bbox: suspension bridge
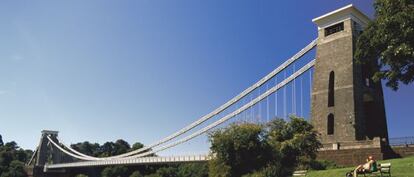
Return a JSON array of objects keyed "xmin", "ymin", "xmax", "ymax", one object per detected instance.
[{"xmin": 26, "ymin": 4, "xmax": 392, "ymax": 176}]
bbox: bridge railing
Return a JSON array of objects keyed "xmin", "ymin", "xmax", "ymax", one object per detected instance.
[
  {"xmin": 389, "ymin": 136, "xmax": 414, "ymax": 146},
  {"xmin": 44, "ymin": 154, "xmax": 211, "ymax": 170}
]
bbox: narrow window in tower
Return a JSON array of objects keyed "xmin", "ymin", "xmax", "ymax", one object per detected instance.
[
  {"xmin": 327, "ymin": 114, "xmax": 334, "ymax": 135},
  {"xmin": 325, "ymin": 22, "xmax": 344, "ymax": 36},
  {"xmin": 328, "ymin": 71, "xmax": 335, "ymax": 107}
]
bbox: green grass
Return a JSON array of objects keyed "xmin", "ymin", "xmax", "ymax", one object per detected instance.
[{"xmin": 308, "ymin": 156, "xmax": 414, "ymax": 177}]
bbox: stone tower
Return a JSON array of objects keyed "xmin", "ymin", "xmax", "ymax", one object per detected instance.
[
  {"xmin": 26, "ymin": 130, "xmax": 71, "ymax": 177},
  {"xmin": 311, "ymin": 4, "xmax": 388, "ymax": 151},
  {"xmin": 34, "ymin": 130, "xmax": 63, "ymax": 166}
]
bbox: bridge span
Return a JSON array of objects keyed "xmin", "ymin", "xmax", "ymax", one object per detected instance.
[
  {"xmin": 45, "ymin": 154, "xmax": 210, "ymax": 170},
  {"xmin": 26, "ymin": 4, "xmax": 393, "ymax": 176}
]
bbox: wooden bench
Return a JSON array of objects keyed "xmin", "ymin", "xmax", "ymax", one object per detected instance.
[
  {"xmin": 358, "ymin": 163, "xmax": 391, "ymax": 177},
  {"xmin": 379, "ymin": 163, "xmax": 391, "ymax": 177},
  {"xmin": 293, "ymin": 170, "xmax": 307, "ymax": 176}
]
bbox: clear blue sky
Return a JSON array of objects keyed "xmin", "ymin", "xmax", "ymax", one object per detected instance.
[{"xmin": 0, "ymin": 1, "xmax": 413, "ymax": 155}]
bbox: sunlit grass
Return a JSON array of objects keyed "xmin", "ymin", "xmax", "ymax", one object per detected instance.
[{"xmin": 308, "ymin": 156, "xmax": 414, "ymax": 177}]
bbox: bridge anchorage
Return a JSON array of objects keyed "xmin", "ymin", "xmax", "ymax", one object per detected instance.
[{"xmin": 26, "ymin": 4, "xmax": 394, "ymax": 177}]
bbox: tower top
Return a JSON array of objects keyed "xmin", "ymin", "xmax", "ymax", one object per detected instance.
[
  {"xmin": 41, "ymin": 130, "xmax": 59, "ymax": 135},
  {"xmin": 312, "ymin": 4, "xmax": 371, "ymax": 30}
]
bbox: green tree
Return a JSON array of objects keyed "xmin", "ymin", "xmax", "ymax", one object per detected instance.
[
  {"xmin": 70, "ymin": 140, "xmax": 146, "ymax": 158},
  {"xmin": 130, "ymin": 142, "xmax": 155, "ymax": 156},
  {"xmin": 154, "ymin": 167, "xmax": 178, "ymax": 177},
  {"xmin": 114, "ymin": 139, "xmax": 131, "ymax": 155},
  {"xmin": 208, "ymin": 116, "xmax": 321, "ymax": 177},
  {"xmin": 4, "ymin": 142, "xmax": 18, "ymax": 150},
  {"xmin": 130, "ymin": 171, "xmax": 143, "ymax": 177},
  {"xmin": 0, "ymin": 160, "xmax": 26, "ymax": 177},
  {"xmin": 100, "ymin": 142, "xmax": 117, "ymax": 157},
  {"xmin": 209, "ymin": 123, "xmax": 267, "ymax": 177},
  {"xmin": 71, "ymin": 141, "xmax": 100, "ymax": 156},
  {"xmin": 14, "ymin": 149, "xmax": 29, "ymax": 162},
  {"xmin": 24, "ymin": 150, "xmax": 34, "ymax": 163},
  {"xmin": 75, "ymin": 174, "xmax": 89, "ymax": 177},
  {"xmin": 177, "ymin": 163, "xmax": 208, "ymax": 177},
  {"xmin": 101, "ymin": 166, "xmax": 128, "ymax": 177},
  {"xmin": 0, "ymin": 135, "xmax": 3, "ymax": 147},
  {"xmin": 0, "ymin": 150, "xmax": 13, "ymax": 167},
  {"xmin": 208, "ymin": 159, "xmax": 231, "ymax": 177},
  {"xmin": 263, "ymin": 117, "xmax": 321, "ymax": 176},
  {"xmin": 0, "ymin": 139, "xmax": 32, "ymax": 176},
  {"xmin": 355, "ymin": 0, "xmax": 414, "ymax": 90},
  {"xmin": 131, "ymin": 142, "xmax": 144, "ymax": 151}
]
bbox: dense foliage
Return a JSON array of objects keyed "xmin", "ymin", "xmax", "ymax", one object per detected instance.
[
  {"xmin": 209, "ymin": 123, "xmax": 266, "ymax": 177},
  {"xmin": 208, "ymin": 116, "xmax": 321, "ymax": 177},
  {"xmin": 75, "ymin": 163, "xmax": 208, "ymax": 177},
  {"xmin": 355, "ymin": 0, "xmax": 414, "ymax": 90},
  {"xmin": 140, "ymin": 164, "xmax": 208, "ymax": 177},
  {"xmin": 177, "ymin": 163, "xmax": 208, "ymax": 177},
  {"xmin": 0, "ymin": 135, "xmax": 33, "ymax": 177},
  {"xmin": 101, "ymin": 166, "xmax": 128, "ymax": 177},
  {"xmin": 70, "ymin": 140, "xmax": 146, "ymax": 158},
  {"xmin": 129, "ymin": 171, "xmax": 144, "ymax": 177}
]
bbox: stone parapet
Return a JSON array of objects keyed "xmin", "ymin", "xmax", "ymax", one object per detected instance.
[
  {"xmin": 317, "ymin": 145, "xmax": 414, "ymax": 166},
  {"xmin": 319, "ymin": 137, "xmax": 383, "ymax": 150},
  {"xmin": 317, "ymin": 147, "xmax": 384, "ymax": 166}
]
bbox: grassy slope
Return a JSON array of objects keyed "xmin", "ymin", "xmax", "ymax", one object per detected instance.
[{"xmin": 308, "ymin": 156, "xmax": 414, "ymax": 177}]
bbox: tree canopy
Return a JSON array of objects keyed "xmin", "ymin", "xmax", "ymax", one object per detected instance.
[
  {"xmin": 70, "ymin": 139, "xmax": 150, "ymax": 158},
  {"xmin": 129, "ymin": 171, "xmax": 144, "ymax": 177},
  {"xmin": 355, "ymin": 0, "xmax": 414, "ymax": 90},
  {"xmin": 208, "ymin": 116, "xmax": 321, "ymax": 177},
  {"xmin": 101, "ymin": 166, "xmax": 128, "ymax": 177},
  {"xmin": 0, "ymin": 135, "xmax": 33, "ymax": 177}
]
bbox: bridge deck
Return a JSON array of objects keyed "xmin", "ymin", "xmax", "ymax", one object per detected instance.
[{"xmin": 45, "ymin": 154, "xmax": 211, "ymax": 170}]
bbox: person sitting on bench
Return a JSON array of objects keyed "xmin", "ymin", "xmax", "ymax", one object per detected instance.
[{"xmin": 353, "ymin": 156, "xmax": 377, "ymax": 177}]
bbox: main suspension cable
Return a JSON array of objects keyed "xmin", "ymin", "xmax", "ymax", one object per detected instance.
[{"xmin": 51, "ymin": 39, "xmax": 316, "ymax": 161}]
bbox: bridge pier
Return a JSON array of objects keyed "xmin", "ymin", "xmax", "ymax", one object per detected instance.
[
  {"xmin": 33, "ymin": 130, "xmax": 65, "ymax": 167},
  {"xmin": 311, "ymin": 5, "xmax": 390, "ymax": 165},
  {"xmin": 26, "ymin": 130, "xmax": 75, "ymax": 177}
]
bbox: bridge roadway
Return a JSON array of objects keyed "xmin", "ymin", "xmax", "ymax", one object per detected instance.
[{"xmin": 45, "ymin": 154, "xmax": 211, "ymax": 170}]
